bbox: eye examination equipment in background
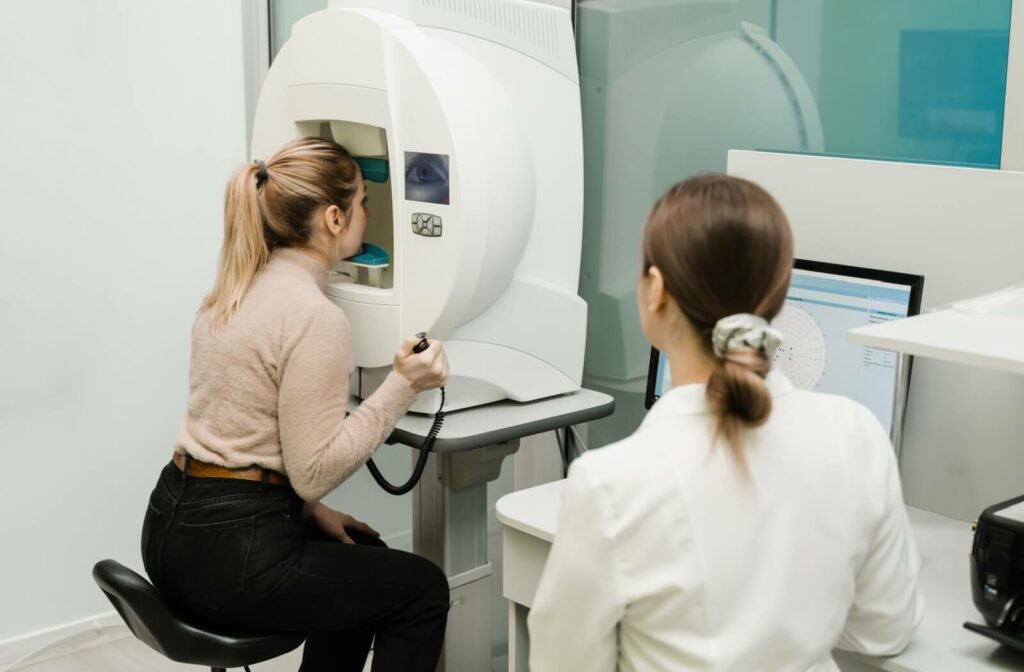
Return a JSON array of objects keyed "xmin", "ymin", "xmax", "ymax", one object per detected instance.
[
  {"xmin": 575, "ymin": 0, "xmax": 825, "ymax": 447},
  {"xmin": 250, "ymin": 1, "xmax": 613, "ymax": 669}
]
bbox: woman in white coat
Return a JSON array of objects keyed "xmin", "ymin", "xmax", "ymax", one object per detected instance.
[{"xmin": 528, "ymin": 175, "xmax": 924, "ymax": 672}]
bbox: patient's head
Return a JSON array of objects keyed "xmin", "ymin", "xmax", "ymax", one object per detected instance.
[
  {"xmin": 639, "ymin": 174, "xmax": 793, "ymax": 464},
  {"xmin": 205, "ymin": 137, "xmax": 364, "ymax": 330}
]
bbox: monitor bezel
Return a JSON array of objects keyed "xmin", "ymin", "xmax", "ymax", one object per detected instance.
[
  {"xmin": 644, "ymin": 346, "xmax": 664, "ymax": 410},
  {"xmin": 644, "ymin": 259, "xmax": 926, "ymax": 418},
  {"xmin": 791, "ymin": 258, "xmax": 924, "ymax": 318}
]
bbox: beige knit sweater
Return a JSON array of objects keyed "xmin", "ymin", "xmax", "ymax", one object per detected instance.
[{"xmin": 175, "ymin": 247, "xmax": 417, "ymax": 501}]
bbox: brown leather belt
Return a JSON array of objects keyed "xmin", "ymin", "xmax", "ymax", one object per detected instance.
[{"xmin": 173, "ymin": 452, "xmax": 289, "ymax": 486}]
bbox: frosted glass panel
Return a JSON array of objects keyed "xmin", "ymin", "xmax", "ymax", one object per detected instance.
[
  {"xmin": 574, "ymin": 0, "xmax": 1012, "ymax": 447},
  {"xmin": 270, "ymin": 0, "xmax": 328, "ymax": 60}
]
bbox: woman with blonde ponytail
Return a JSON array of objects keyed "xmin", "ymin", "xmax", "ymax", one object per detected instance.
[
  {"xmin": 202, "ymin": 159, "xmax": 271, "ymax": 331},
  {"xmin": 140, "ymin": 138, "xmax": 450, "ymax": 671},
  {"xmin": 530, "ymin": 175, "xmax": 923, "ymax": 672}
]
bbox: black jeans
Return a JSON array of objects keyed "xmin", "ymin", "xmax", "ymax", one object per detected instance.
[{"xmin": 142, "ymin": 460, "xmax": 449, "ymax": 672}]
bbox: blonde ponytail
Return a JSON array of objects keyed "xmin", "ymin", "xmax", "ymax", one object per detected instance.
[
  {"xmin": 199, "ymin": 137, "xmax": 360, "ymax": 331},
  {"xmin": 202, "ymin": 162, "xmax": 269, "ymax": 331}
]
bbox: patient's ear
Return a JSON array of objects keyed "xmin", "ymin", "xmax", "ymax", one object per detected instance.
[{"xmin": 322, "ymin": 204, "xmax": 348, "ymax": 236}]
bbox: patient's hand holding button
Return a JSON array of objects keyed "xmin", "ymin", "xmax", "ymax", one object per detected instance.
[
  {"xmin": 413, "ymin": 332, "xmax": 430, "ymax": 354},
  {"xmin": 394, "ymin": 334, "xmax": 448, "ymax": 392}
]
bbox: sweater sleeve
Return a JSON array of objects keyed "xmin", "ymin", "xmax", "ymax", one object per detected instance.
[{"xmin": 277, "ymin": 304, "xmax": 417, "ymax": 501}]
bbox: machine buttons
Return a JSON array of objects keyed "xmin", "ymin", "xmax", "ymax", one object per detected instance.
[{"xmin": 412, "ymin": 213, "xmax": 443, "ymax": 237}]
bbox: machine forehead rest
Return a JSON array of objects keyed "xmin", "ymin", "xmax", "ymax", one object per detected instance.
[{"xmin": 355, "ymin": 157, "xmax": 390, "ymax": 183}]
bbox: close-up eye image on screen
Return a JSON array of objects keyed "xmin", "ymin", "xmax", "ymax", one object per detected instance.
[{"xmin": 404, "ymin": 151, "xmax": 450, "ymax": 205}]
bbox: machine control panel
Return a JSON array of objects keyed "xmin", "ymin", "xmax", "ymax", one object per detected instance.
[{"xmin": 412, "ymin": 212, "xmax": 443, "ymax": 237}]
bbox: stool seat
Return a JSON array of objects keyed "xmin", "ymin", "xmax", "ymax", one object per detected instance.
[{"xmin": 92, "ymin": 559, "xmax": 303, "ymax": 670}]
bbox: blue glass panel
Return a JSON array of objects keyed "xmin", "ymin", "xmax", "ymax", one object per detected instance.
[{"xmin": 898, "ymin": 29, "xmax": 1008, "ymax": 167}]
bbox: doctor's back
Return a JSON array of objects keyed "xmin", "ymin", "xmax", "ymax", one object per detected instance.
[{"xmin": 528, "ymin": 175, "xmax": 924, "ymax": 672}]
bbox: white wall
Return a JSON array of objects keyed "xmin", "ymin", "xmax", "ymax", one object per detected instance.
[{"xmin": 0, "ymin": 0, "xmax": 249, "ymax": 643}]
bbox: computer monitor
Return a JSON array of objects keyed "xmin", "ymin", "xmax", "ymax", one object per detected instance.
[{"xmin": 645, "ymin": 259, "xmax": 924, "ymax": 445}]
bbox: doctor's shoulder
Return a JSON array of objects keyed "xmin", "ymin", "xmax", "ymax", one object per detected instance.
[
  {"xmin": 784, "ymin": 386, "xmax": 896, "ymax": 464},
  {"xmin": 565, "ymin": 422, "xmax": 670, "ymax": 494}
]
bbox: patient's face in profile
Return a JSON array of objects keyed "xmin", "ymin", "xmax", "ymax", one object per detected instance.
[{"xmin": 329, "ymin": 176, "xmax": 368, "ymax": 261}]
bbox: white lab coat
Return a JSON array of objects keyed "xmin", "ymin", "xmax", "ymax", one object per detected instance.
[{"xmin": 528, "ymin": 372, "xmax": 924, "ymax": 672}]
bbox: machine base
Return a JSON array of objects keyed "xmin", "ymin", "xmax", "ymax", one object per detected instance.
[{"xmin": 444, "ymin": 565, "xmax": 494, "ymax": 672}]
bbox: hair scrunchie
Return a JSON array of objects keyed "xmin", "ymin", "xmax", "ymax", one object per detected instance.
[
  {"xmin": 254, "ymin": 159, "xmax": 268, "ymax": 186},
  {"xmin": 711, "ymin": 313, "xmax": 783, "ymax": 361}
]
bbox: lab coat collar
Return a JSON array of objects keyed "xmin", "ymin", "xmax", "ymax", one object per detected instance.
[{"xmin": 642, "ymin": 369, "xmax": 795, "ymax": 426}]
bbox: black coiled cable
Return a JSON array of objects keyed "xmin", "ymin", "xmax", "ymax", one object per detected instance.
[{"xmin": 366, "ymin": 387, "xmax": 445, "ymax": 496}]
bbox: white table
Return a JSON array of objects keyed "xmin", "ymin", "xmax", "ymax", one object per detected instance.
[
  {"xmin": 848, "ymin": 309, "xmax": 1024, "ymax": 375},
  {"xmin": 496, "ymin": 480, "xmax": 1024, "ymax": 672}
]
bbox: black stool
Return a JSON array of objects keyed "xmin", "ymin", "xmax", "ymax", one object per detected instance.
[{"xmin": 92, "ymin": 560, "xmax": 304, "ymax": 672}]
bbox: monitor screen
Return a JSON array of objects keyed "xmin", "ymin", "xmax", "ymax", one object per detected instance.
[{"xmin": 645, "ymin": 260, "xmax": 924, "ymax": 439}]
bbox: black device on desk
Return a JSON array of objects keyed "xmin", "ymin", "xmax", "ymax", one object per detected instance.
[{"xmin": 965, "ymin": 494, "xmax": 1024, "ymax": 652}]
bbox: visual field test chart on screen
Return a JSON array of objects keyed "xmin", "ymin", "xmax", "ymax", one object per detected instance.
[{"xmin": 770, "ymin": 261, "xmax": 923, "ymax": 434}]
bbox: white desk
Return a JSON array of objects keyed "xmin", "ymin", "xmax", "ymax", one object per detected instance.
[
  {"xmin": 496, "ymin": 480, "xmax": 1024, "ymax": 672},
  {"xmin": 848, "ymin": 309, "xmax": 1024, "ymax": 375}
]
